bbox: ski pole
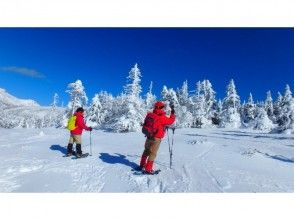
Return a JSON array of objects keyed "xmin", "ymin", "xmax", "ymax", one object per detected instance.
[
  {"xmin": 166, "ymin": 127, "xmax": 172, "ymax": 169},
  {"xmin": 90, "ymin": 131, "xmax": 92, "ymax": 156},
  {"xmin": 171, "ymin": 127, "xmax": 175, "ymax": 147}
]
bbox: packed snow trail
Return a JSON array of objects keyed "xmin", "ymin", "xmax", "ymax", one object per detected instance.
[{"xmin": 1, "ymin": 128, "xmax": 294, "ymax": 192}]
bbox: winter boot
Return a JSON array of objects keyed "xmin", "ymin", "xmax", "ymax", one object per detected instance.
[
  {"xmin": 66, "ymin": 143, "xmax": 74, "ymax": 156},
  {"xmin": 139, "ymin": 155, "xmax": 148, "ymax": 169},
  {"xmin": 144, "ymin": 160, "xmax": 154, "ymax": 174},
  {"xmin": 76, "ymin": 144, "xmax": 82, "ymax": 158}
]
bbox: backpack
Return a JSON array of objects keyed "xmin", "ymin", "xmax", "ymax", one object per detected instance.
[
  {"xmin": 142, "ymin": 112, "xmax": 159, "ymax": 138},
  {"xmin": 66, "ymin": 115, "xmax": 77, "ymax": 131}
]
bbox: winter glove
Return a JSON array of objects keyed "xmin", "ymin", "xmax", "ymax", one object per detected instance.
[
  {"xmin": 171, "ymin": 109, "xmax": 175, "ymax": 115},
  {"xmin": 89, "ymin": 127, "xmax": 93, "ymax": 131}
]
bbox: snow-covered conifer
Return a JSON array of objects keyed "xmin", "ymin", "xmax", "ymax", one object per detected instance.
[
  {"xmin": 242, "ymin": 93, "xmax": 256, "ymax": 127},
  {"xmin": 254, "ymin": 105, "xmax": 274, "ymax": 131},
  {"xmin": 110, "ymin": 64, "xmax": 145, "ymax": 132},
  {"xmin": 177, "ymin": 80, "xmax": 189, "ymax": 107},
  {"xmin": 66, "ymin": 79, "xmax": 88, "ymax": 115},
  {"xmin": 277, "ymin": 85, "xmax": 294, "ymax": 133},
  {"xmin": 191, "ymin": 81, "xmax": 207, "ymax": 127},
  {"xmin": 264, "ymin": 91, "xmax": 274, "ymax": 121},
  {"xmin": 87, "ymin": 94, "xmax": 103, "ymax": 128},
  {"xmin": 145, "ymin": 81, "xmax": 156, "ymax": 111},
  {"xmin": 220, "ymin": 79, "xmax": 241, "ymax": 128},
  {"xmin": 51, "ymin": 93, "xmax": 59, "ymax": 109}
]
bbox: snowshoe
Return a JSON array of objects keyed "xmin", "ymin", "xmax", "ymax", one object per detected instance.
[
  {"xmin": 132, "ymin": 166, "xmax": 144, "ymax": 171},
  {"xmin": 133, "ymin": 169, "xmax": 161, "ymax": 176},
  {"xmin": 75, "ymin": 153, "xmax": 89, "ymax": 159},
  {"xmin": 63, "ymin": 151, "xmax": 76, "ymax": 157},
  {"xmin": 142, "ymin": 169, "xmax": 161, "ymax": 175}
]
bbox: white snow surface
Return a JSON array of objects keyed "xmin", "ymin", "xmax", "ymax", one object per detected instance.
[{"xmin": 1, "ymin": 127, "xmax": 294, "ymax": 192}]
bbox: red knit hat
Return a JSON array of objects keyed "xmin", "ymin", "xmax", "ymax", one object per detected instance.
[{"xmin": 154, "ymin": 101, "xmax": 165, "ymax": 109}]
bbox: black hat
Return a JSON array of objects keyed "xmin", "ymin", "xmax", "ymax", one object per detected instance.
[{"xmin": 76, "ymin": 107, "xmax": 84, "ymax": 113}]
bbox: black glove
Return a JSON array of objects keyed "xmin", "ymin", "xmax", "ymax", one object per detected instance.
[
  {"xmin": 89, "ymin": 127, "xmax": 93, "ymax": 131},
  {"xmin": 171, "ymin": 109, "xmax": 175, "ymax": 114},
  {"xmin": 170, "ymin": 104, "xmax": 175, "ymax": 109}
]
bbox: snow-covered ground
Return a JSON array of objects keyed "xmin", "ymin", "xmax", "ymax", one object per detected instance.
[{"xmin": 1, "ymin": 127, "xmax": 294, "ymax": 192}]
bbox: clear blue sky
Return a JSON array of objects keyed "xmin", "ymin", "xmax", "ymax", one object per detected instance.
[{"xmin": 0, "ymin": 28, "xmax": 293, "ymax": 106}]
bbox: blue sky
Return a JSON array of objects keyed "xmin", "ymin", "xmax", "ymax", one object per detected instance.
[{"xmin": 0, "ymin": 28, "xmax": 293, "ymax": 106}]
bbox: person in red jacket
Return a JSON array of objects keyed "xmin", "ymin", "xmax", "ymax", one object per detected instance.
[
  {"xmin": 139, "ymin": 101, "xmax": 176, "ymax": 174},
  {"xmin": 66, "ymin": 107, "xmax": 92, "ymax": 157}
]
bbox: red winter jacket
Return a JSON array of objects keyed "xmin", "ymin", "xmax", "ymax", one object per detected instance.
[
  {"xmin": 71, "ymin": 112, "xmax": 91, "ymax": 135},
  {"xmin": 152, "ymin": 108, "xmax": 176, "ymax": 139}
]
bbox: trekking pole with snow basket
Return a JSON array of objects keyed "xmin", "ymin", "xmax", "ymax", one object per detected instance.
[
  {"xmin": 90, "ymin": 131, "xmax": 92, "ymax": 156},
  {"xmin": 166, "ymin": 127, "xmax": 174, "ymax": 169}
]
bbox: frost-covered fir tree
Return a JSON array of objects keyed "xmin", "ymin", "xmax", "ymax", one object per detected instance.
[
  {"xmin": 177, "ymin": 80, "xmax": 190, "ymax": 107},
  {"xmin": 264, "ymin": 90, "xmax": 274, "ymax": 121},
  {"xmin": 202, "ymin": 79, "xmax": 217, "ymax": 120},
  {"xmin": 161, "ymin": 85, "xmax": 179, "ymax": 116},
  {"xmin": 242, "ymin": 93, "xmax": 256, "ymax": 127},
  {"xmin": 87, "ymin": 91, "xmax": 114, "ymax": 128},
  {"xmin": 161, "ymin": 85, "xmax": 190, "ymax": 127},
  {"xmin": 254, "ymin": 105, "xmax": 274, "ymax": 131},
  {"xmin": 277, "ymin": 85, "xmax": 294, "ymax": 133},
  {"xmin": 110, "ymin": 64, "xmax": 145, "ymax": 132},
  {"xmin": 87, "ymin": 94, "xmax": 103, "ymax": 128},
  {"xmin": 220, "ymin": 79, "xmax": 241, "ymax": 128},
  {"xmin": 66, "ymin": 79, "xmax": 88, "ymax": 115},
  {"xmin": 48, "ymin": 93, "xmax": 60, "ymax": 127},
  {"xmin": 62, "ymin": 79, "xmax": 88, "ymax": 127},
  {"xmin": 211, "ymin": 99, "xmax": 222, "ymax": 125},
  {"xmin": 161, "ymin": 86, "xmax": 179, "ymax": 105},
  {"xmin": 191, "ymin": 81, "xmax": 207, "ymax": 128},
  {"xmin": 145, "ymin": 81, "xmax": 156, "ymax": 111},
  {"xmin": 273, "ymin": 92, "xmax": 283, "ymax": 124},
  {"xmin": 174, "ymin": 80, "xmax": 194, "ymax": 127},
  {"xmin": 51, "ymin": 93, "xmax": 59, "ymax": 110}
]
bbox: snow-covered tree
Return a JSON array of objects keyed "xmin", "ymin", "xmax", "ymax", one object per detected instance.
[
  {"xmin": 277, "ymin": 85, "xmax": 294, "ymax": 132},
  {"xmin": 176, "ymin": 105, "xmax": 193, "ymax": 128},
  {"xmin": 87, "ymin": 94, "xmax": 103, "ymax": 128},
  {"xmin": 211, "ymin": 99, "xmax": 222, "ymax": 126},
  {"xmin": 242, "ymin": 93, "xmax": 256, "ymax": 127},
  {"xmin": 191, "ymin": 81, "xmax": 207, "ymax": 128},
  {"xmin": 66, "ymin": 79, "xmax": 88, "ymax": 115},
  {"xmin": 161, "ymin": 86, "xmax": 178, "ymax": 105},
  {"xmin": 177, "ymin": 80, "xmax": 189, "ymax": 107},
  {"xmin": 222, "ymin": 79, "xmax": 241, "ymax": 110},
  {"xmin": 220, "ymin": 79, "xmax": 241, "ymax": 128},
  {"xmin": 145, "ymin": 81, "xmax": 156, "ymax": 111},
  {"xmin": 161, "ymin": 85, "xmax": 179, "ymax": 115},
  {"xmin": 202, "ymin": 79, "xmax": 217, "ymax": 119},
  {"xmin": 110, "ymin": 64, "xmax": 145, "ymax": 132},
  {"xmin": 51, "ymin": 93, "xmax": 59, "ymax": 109},
  {"xmin": 264, "ymin": 91, "xmax": 274, "ymax": 121},
  {"xmin": 123, "ymin": 63, "xmax": 142, "ymax": 98},
  {"xmin": 87, "ymin": 91, "xmax": 114, "ymax": 128},
  {"xmin": 273, "ymin": 92, "xmax": 283, "ymax": 124},
  {"xmin": 254, "ymin": 105, "xmax": 274, "ymax": 131}
]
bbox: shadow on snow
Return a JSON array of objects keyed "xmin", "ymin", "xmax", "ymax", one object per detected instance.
[
  {"xmin": 264, "ymin": 154, "xmax": 294, "ymax": 163},
  {"xmin": 99, "ymin": 153, "xmax": 138, "ymax": 169},
  {"xmin": 256, "ymin": 150, "xmax": 294, "ymax": 163},
  {"xmin": 50, "ymin": 145, "xmax": 67, "ymax": 155},
  {"xmin": 219, "ymin": 130, "xmax": 294, "ymax": 141},
  {"xmin": 184, "ymin": 133, "xmax": 239, "ymax": 141}
]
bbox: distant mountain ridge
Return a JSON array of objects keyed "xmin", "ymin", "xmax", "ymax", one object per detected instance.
[
  {"xmin": 0, "ymin": 88, "xmax": 40, "ymax": 108},
  {"xmin": 0, "ymin": 88, "xmax": 64, "ymax": 128}
]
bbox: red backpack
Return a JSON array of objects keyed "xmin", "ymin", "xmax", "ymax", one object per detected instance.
[{"xmin": 142, "ymin": 112, "xmax": 159, "ymax": 138}]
